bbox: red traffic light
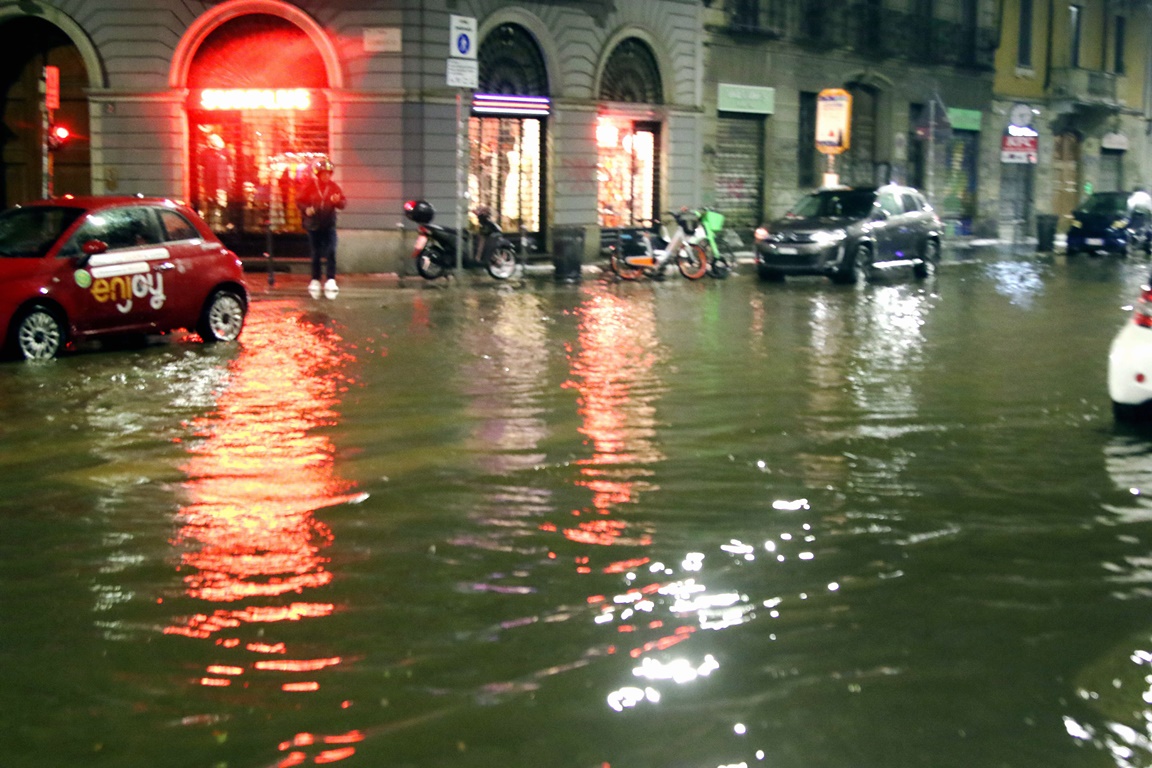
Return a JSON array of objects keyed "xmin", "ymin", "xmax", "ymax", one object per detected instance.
[{"xmin": 47, "ymin": 124, "xmax": 70, "ymax": 150}]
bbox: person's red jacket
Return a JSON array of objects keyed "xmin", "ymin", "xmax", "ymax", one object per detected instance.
[{"xmin": 297, "ymin": 175, "xmax": 346, "ymax": 231}]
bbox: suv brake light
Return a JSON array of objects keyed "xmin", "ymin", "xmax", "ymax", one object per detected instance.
[{"xmin": 1135, "ymin": 285, "xmax": 1152, "ymax": 327}]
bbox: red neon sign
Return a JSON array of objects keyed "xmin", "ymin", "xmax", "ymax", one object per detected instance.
[{"xmin": 199, "ymin": 88, "xmax": 312, "ymax": 111}]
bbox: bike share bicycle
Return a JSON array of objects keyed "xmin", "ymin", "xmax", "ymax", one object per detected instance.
[
  {"xmin": 696, "ymin": 207, "xmax": 741, "ymax": 278},
  {"xmin": 608, "ymin": 209, "xmax": 708, "ymax": 281}
]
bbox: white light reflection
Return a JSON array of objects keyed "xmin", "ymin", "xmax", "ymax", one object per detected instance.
[
  {"xmin": 632, "ymin": 654, "xmax": 720, "ymax": 684},
  {"xmin": 773, "ymin": 498, "xmax": 810, "ymax": 511},
  {"xmin": 607, "ymin": 685, "xmax": 661, "ymax": 712}
]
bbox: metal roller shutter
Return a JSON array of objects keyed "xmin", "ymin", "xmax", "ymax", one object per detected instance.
[{"xmin": 715, "ymin": 115, "xmax": 763, "ymax": 230}]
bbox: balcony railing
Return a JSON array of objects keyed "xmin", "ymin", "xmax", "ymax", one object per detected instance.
[
  {"xmin": 721, "ymin": 0, "xmax": 995, "ymax": 69},
  {"xmin": 1049, "ymin": 67, "xmax": 1120, "ymax": 106}
]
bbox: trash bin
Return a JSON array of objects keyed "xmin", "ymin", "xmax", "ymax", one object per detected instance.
[
  {"xmin": 1036, "ymin": 214, "xmax": 1058, "ymax": 252},
  {"xmin": 553, "ymin": 226, "xmax": 584, "ymax": 282}
]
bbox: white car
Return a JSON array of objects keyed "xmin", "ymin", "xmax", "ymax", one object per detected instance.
[{"xmin": 1109, "ymin": 285, "xmax": 1152, "ymax": 420}]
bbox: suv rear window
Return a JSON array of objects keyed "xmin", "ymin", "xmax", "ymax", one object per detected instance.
[{"xmin": 786, "ymin": 189, "xmax": 877, "ymax": 218}]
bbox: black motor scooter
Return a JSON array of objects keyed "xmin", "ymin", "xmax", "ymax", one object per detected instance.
[{"xmin": 403, "ymin": 200, "xmax": 517, "ymax": 280}]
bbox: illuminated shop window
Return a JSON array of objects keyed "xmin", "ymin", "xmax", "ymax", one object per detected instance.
[
  {"xmin": 191, "ymin": 94, "xmax": 328, "ymax": 234},
  {"xmin": 468, "ymin": 115, "xmax": 542, "ymax": 235},
  {"xmin": 596, "ymin": 118, "xmax": 657, "ymax": 228},
  {"xmin": 597, "ymin": 38, "xmax": 663, "ymax": 228},
  {"xmin": 185, "ymin": 13, "xmax": 329, "ymax": 237},
  {"xmin": 473, "ymin": 25, "xmax": 549, "ymax": 240}
]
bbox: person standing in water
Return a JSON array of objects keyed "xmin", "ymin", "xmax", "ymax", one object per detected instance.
[{"xmin": 297, "ymin": 158, "xmax": 347, "ymax": 299}]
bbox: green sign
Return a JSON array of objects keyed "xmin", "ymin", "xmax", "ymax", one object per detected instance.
[
  {"xmin": 947, "ymin": 108, "xmax": 983, "ymax": 132},
  {"xmin": 718, "ymin": 83, "xmax": 775, "ymax": 115}
]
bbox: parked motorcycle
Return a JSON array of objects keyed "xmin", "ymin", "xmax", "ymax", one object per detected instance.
[{"xmin": 403, "ymin": 200, "xmax": 517, "ymax": 280}]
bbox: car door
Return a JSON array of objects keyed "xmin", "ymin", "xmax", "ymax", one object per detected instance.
[
  {"xmin": 874, "ymin": 189, "xmax": 905, "ymax": 260},
  {"xmin": 154, "ymin": 206, "xmax": 218, "ymax": 327},
  {"xmin": 61, "ymin": 205, "xmax": 171, "ymax": 333},
  {"xmin": 901, "ymin": 191, "xmax": 933, "ymax": 260}
]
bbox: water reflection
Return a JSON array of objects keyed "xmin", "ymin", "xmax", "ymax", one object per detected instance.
[
  {"xmin": 567, "ymin": 290, "xmax": 663, "ymax": 543},
  {"xmin": 1068, "ymin": 437, "xmax": 1152, "ymax": 765},
  {"xmin": 460, "ymin": 292, "xmax": 549, "ymax": 474},
  {"xmin": 166, "ymin": 302, "xmax": 363, "ymax": 762},
  {"xmin": 984, "ymin": 260, "xmax": 1045, "ymax": 308}
]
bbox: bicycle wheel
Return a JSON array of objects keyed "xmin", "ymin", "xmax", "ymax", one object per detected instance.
[
  {"xmin": 708, "ymin": 241, "xmax": 735, "ymax": 279},
  {"xmin": 611, "ymin": 252, "xmax": 645, "ymax": 281},
  {"xmin": 677, "ymin": 243, "xmax": 708, "ymax": 280}
]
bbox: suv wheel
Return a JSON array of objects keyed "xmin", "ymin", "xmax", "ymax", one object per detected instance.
[
  {"xmin": 914, "ymin": 239, "xmax": 940, "ymax": 279},
  {"xmin": 832, "ymin": 244, "xmax": 872, "ymax": 285}
]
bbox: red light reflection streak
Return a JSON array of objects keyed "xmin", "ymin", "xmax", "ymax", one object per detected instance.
[
  {"xmin": 166, "ymin": 303, "xmax": 360, "ymax": 705},
  {"xmin": 562, "ymin": 292, "xmax": 662, "ymax": 548}
]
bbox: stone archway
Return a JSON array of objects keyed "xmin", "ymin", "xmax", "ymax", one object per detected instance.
[
  {"xmin": 0, "ymin": 15, "xmax": 92, "ymax": 205},
  {"xmin": 173, "ymin": 1, "xmax": 338, "ymax": 253}
]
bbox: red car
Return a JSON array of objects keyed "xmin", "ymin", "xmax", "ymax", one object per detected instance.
[{"xmin": 0, "ymin": 195, "xmax": 248, "ymax": 360}]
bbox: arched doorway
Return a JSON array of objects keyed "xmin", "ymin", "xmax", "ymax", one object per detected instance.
[
  {"xmin": 471, "ymin": 23, "xmax": 550, "ymax": 249},
  {"xmin": 0, "ymin": 16, "xmax": 90, "ymax": 206},
  {"xmin": 180, "ymin": 11, "xmax": 331, "ymax": 254},
  {"xmin": 597, "ymin": 38, "xmax": 664, "ymax": 228}
]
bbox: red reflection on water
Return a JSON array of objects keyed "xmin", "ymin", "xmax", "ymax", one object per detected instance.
[
  {"xmin": 168, "ymin": 304, "xmax": 357, "ymax": 643},
  {"xmin": 562, "ymin": 292, "xmax": 661, "ymax": 550}
]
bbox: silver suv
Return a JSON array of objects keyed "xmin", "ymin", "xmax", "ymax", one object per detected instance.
[{"xmin": 754, "ymin": 184, "xmax": 943, "ymax": 284}]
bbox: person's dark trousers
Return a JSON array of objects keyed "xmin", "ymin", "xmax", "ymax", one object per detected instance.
[{"xmin": 308, "ymin": 227, "xmax": 338, "ymax": 281}]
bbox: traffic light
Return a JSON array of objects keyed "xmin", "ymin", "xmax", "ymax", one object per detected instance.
[{"xmin": 46, "ymin": 124, "xmax": 70, "ymax": 151}]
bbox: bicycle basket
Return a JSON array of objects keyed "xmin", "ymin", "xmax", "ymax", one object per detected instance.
[{"xmin": 700, "ymin": 209, "xmax": 725, "ymax": 235}]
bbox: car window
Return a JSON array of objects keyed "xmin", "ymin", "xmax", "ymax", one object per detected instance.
[
  {"xmin": 878, "ymin": 191, "xmax": 902, "ymax": 216},
  {"xmin": 901, "ymin": 193, "xmax": 924, "ymax": 213},
  {"xmin": 0, "ymin": 205, "xmax": 85, "ymax": 258},
  {"xmin": 61, "ymin": 206, "xmax": 164, "ymax": 255},
  {"xmin": 1080, "ymin": 193, "xmax": 1128, "ymax": 215},
  {"xmin": 787, "ymin": 189, "xmax": 877, "ymax": 218},
  {"xmin": 159, "ymin": 209, "xmax": 200, "ymax": 242}
]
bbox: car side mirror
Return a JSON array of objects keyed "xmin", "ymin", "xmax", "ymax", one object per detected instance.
[
  {"xmin": 872, "ymin": 208, "xmax": 890, "ymax": 221},
  {"xmin": 76, "ymin": 239, "xmax": 108, "ymax": 267},
  {"xmin": 81, "ymin": 239, "xmax": 108, "ymax": 256}
]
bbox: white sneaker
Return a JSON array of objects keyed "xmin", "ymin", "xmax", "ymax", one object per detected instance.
[
  {"xmin": 307, "ymin": 279, "xmax": 321, "ymax": 299},
  {"xmin": 323, "ymin": 279, "xmax": 339, "ymax": 299}
]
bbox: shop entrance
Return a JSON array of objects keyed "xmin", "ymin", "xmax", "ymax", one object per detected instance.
[
  {"xmin": 0, "ymin": 15, "xmax": 90, "ymax": 207},
  {"xmin": 469, "ymin": 116, "xmax": 542, "ymax": 247},
  {"xmin": 183, "ymin": 12, "xmax": 330, "ymax": 257},
  {"xmin": 597, "ymin": 119, "xmax": 660, "ymax": 228}
]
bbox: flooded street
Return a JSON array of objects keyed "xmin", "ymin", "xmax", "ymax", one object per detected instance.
[{"xmin": 6, "ymin": 255, "xmax": 1152, "ymax": 768}]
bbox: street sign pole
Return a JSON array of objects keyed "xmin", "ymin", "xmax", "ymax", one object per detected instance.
[
  {"xmin": 447, "ymin": 15, "xmax": 478, "ymax": 274},
  {"xmin": 456, "ymin": 91, "xmax": 465, "ymax": 272}
]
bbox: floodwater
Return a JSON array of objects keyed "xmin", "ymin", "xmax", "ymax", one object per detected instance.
[{"xmin": 4, "ymin": 254, "xmax": 1152, "ymax": 768}]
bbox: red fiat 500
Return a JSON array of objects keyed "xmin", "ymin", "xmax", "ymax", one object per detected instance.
[{"xmin": 0, "ymin": 196, "xmax": 248, "ymax": 360}]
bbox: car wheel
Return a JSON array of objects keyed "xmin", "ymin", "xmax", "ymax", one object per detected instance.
[
  {"xmin": 198, "ymin": 289, "xmax": 246, "ymax": 343},
  {"xmin": 914, "ymin": 239, "xmax": 940, "ymax": 279},
  {"xmin": 13, "ymin": 306, "xmax": 65, "ymax": 361},
  {"xmin": 831, "ymin": 244, "xmax": 871, "ymax": 285},
  {"xmin": 1114, "ymin": 401, "xmax": 1145, "ymax": 423}
]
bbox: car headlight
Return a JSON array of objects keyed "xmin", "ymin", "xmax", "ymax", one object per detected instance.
[
  {"xmin": 1113, "ymin": 218, "xmax": 1130, "ymax": 229},
  {"xmin": 754, "ymin": 226, "xmax": 770, "ymax": 242},
  {"xmin": 810, "ymin": 229, "xmax": 847, "ymax": 245}
]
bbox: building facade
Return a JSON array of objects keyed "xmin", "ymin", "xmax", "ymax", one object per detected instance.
[
  {"xmin": 700, "ymin": 0, "xmax": 999, "ymax": 237},
  {"xmin": 993, "ymin": 0, "xmax": 1152, "ymax": 238},
  {"xmin": 0, "ymin": 0, "xmax": 704, "ymax": 271}
]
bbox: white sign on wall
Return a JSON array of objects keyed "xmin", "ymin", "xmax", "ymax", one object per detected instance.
[
  {"xmin": 447, "ymin": 15, "xmax": 478, "ymax": 89},
  {"xmin": 449, "ymin": 15, "xmax": 477, "ymax": 59}
]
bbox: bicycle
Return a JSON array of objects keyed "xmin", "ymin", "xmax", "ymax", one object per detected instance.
[
  {"xmin": 695, "ymin": 207, "xmax": 738, "ymax": 279},
  {"xmin": 608, "ymin": 210, "xmax": 708, "ymax": 281}
]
